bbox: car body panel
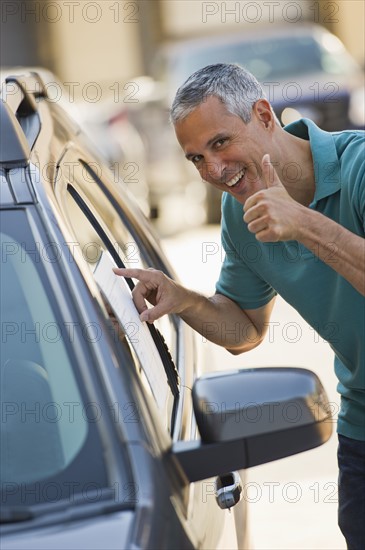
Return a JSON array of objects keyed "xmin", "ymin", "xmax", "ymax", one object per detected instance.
[
  {"xmin": 0, "ymin": 69, "xmax": 233, "ymax": 549},
  {"xmin": 2, "ymin": 513, "xmax": 135, "ymax": 550}
]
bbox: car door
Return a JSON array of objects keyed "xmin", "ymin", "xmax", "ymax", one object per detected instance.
[
  {"xmin": 55, "ymin": 151, "xmax": 177, "ymax": 426},
  {"xmin": 54, "ymin": 146, "xmax": 234, "ymax": 548}
]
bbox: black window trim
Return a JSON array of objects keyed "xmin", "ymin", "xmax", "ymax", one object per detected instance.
[
  {"xmin": 66, "ymin": 184, "xmax": 180, "ymax": 411},
  {"xmin": 80, "ymin": 160, "xmax": 179, "ymax": 330}
]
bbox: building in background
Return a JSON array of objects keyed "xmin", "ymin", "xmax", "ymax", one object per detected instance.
[
  {"xmin": 1, "ymin": 0, "xmax": 363, "ymax": 233},
  {"xmin": 1, "ymin": 1, "xmax": 364, "ymax": 91}
]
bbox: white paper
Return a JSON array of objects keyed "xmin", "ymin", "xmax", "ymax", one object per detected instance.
[{"xmin": 94, "ymin": 252, "xmax": 168, "ymax": 410}]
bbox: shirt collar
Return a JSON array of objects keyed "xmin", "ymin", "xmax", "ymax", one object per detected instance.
[{"xmin": 284, "ymin": 118, "xmax": 341, "ymax": 205}]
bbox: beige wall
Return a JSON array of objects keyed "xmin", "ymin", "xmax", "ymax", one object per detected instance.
[
  {"xmin": 160, "ymin": 0, "xmax": 313, "ymax": 37},
  {"xmin": 328, "ymin": 0, "xmax": 365, "ymax": 64},
  {"xmin": 34, "ymin": 0, "xmax": 363, "ymax": 92},
  {"xmin": 160, "ymin": 0, "xmax": 364, "ymax": 64},
  {"xmin": 46, "ymin": 1, "xmax": 143, "ymax": 95}
]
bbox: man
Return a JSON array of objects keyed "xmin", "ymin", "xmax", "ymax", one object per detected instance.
[{"xmin": 114, "ymin": 63, "xmax": 365, "ymax": 548}]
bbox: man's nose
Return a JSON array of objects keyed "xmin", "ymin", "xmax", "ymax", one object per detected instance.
[{"xmin": 201, "ymin": 156, "xmax": 227, "ymax": 182}]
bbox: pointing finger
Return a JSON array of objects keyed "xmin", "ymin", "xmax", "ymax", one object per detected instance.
[
  {"xmin": 113, "ymin": 267, "xmax": 145, "ymax": 279},
  {"xmin": 113, "ymin": 267, "xmax": 163, "ymax": 285},
  {"xmin": 113, "ymin": 268, "xmax": 153, "ymax": 314}
]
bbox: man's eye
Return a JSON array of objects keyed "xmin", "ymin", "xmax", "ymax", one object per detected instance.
[
  {"xmin": 191, "ymin": 155, "xmax": 202, "ymax": 164},
  {"xmin": 215, "ymin": 138, "xmax": 227, "ymax": 148}
]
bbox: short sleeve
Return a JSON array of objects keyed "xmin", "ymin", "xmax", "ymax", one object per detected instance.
[
  {"xmin": 215, "ymin": 194, "xmax": 276, "ymax": 310},
  {"xmin": 337, "ymin": 131, "xmax": 365, "ymax": 235},
  {"xmin": 349, "ymin": 137, "xmax": 365, "ymax": 233}
]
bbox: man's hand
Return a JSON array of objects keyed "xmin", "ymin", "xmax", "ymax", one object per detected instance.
[
  {"xmin": 243, "ymin": 156, "xmax": 365, "ymax": 295},
  {"xmin": 113, "ymin": 267, "xmax": 192, "ymax": 323},
  {"xmin": 113, "ymin": 268, "xmax": 276, "ymax": 350},
  {"xmin": 243, "ymin": 154, "xmax": 303, "ymax": 242}
]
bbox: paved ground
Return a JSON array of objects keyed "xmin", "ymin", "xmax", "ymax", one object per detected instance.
[{"xmin": 162, "ymin": 224, "xmax": 346, "ymax": 550}]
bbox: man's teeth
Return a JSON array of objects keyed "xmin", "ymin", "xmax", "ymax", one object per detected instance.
[{"xmin": 226, "ymin": 168, "xmax": 245, "ymax": 187}]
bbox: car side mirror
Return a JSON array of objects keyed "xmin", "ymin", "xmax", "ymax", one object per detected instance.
[{"xmin": 172, "ymin": 367, "xmax": 332, "ymax": 482}]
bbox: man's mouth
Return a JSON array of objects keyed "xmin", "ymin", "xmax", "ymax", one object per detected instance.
[{"xmin": 225, "ymin": 168, "xmax": 246, "ymax": 188}]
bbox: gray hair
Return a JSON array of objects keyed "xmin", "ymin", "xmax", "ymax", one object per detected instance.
[{"xmin": 170, "ymin": 63, "xmax": 268, "ymax": 125}]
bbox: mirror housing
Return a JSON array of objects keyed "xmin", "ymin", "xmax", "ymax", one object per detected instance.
[{"xmin": 173, "ymin": 367, "xmax": 332, "ymax": 482}]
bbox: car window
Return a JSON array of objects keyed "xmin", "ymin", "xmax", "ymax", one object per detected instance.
[
  {"xmin": 61, "ymin": 157, "xmax": 177, "ymax": 365},
  {"xmin": 0, "ymin": 210, "xmax": 109, "ymax": 504},
  {"xmin": 164, "ymin": 34, "xmax": 356, "ymax": 88},
  {"xmin": 172, "ymin": 37, "xmax": 318, "ymax": 82},
  {"xmin": 61, "ymin": 179, "xmax": 178, "ymax": 431}
]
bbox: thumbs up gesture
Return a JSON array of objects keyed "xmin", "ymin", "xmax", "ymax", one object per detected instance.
[{"xmin": 243, "ymin": 154, "xmax": 302, "ymax": 242}]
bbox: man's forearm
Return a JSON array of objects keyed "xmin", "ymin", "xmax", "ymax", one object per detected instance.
[
  {"xmin": 179, "ymin": 291, "xmax": 266, "ymax": 353},
  {"xmin": 113, "ymin": 267, "xmax": 273, "ymax": 353},
  {"xmin": 296, "ymin": 209, "xmax": 365, "ymax": 296}
]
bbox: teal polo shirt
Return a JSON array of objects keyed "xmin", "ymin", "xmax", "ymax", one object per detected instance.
[{"xmin": 216, "ymin": 118, "xmax": 365, "ymax": 441}]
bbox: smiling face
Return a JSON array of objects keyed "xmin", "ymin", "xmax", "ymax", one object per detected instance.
[{"xmin": 174, "ymin": 96, "xmax": 276, "ymax": 204}]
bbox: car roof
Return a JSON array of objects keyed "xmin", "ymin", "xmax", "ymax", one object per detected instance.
[
  {"xmin": 0, "ymin": 71, "xmax": 46, "ymax": 169},
  {"xmin": 0, "ymin": 68, "xmax": 84, "ymax": 207},
  {"xmin": 158, "ymin": 22, "xmax": 327, "ymax": 57}
]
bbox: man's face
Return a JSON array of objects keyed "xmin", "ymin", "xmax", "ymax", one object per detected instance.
[{"xmin": 174, "ymin": 95, "xmax": 273, "ymax": 205}]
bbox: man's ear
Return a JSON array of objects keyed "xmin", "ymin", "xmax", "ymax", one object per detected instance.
[{"xmin": 253, "ymin": 99, "xmax": 275, "ymax": 129}]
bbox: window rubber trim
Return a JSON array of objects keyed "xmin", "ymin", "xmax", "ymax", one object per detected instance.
[{"xmin": 67, "ymin": 184, "xmax": 180, "ymax": 404}]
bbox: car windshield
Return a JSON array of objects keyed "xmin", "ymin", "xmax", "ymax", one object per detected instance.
[
  {"xmin": 0, "ymin": 210, "xmax": 111, "ymax": 507},
  {"xmin": 166, "ymin": 33, "xmax": 356, "ymax": 88}
]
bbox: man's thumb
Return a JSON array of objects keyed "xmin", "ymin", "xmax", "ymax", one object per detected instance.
[
  {"xmin": 262, "ymin": 153, "xmax": 280, "ymax": 188},
  {"xmin": 140, "ymin": 304, "xmax": 164, "ymax": 324}
]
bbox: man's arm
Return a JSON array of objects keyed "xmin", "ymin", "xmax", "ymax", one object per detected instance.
[
  {"xmin": 244, "ymin": 155, "xmax": 365, "ymax": 296},
  {"xmin": 180, "ymin": 291, "xmax": 275, "ymax": 354},
  {"xmin": 295, "ymin": 209, "xmax": 365, "ymax": 296},
  {"xmin": 113, "ymin": 267, "xmax": 275, "ymax": 354}
]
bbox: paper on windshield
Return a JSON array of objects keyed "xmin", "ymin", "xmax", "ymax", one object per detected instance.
[{"xmin": 94, "ymin": 251, "xmax": 168, "ymax": 410}]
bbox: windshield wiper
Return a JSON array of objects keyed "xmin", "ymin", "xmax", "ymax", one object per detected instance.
[
  {"xmin": 0, "ymin": 487, "xmax": 133, "ymax": 525},
  {"xmin": 0, "ymin": 507, "xmax": 34, "ymax": 524}
]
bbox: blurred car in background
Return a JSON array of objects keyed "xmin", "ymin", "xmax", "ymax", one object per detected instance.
[
  {"xmin": 76, "ymin": 98, "xmax": 150, "ymax": 218},
  {"xmin": 153, "ymin": 23, "xmax": 365, "ymax": 130},
  {"xmin": 129, "ymin": 23, "xmax": 365, "ymax": 230}
]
